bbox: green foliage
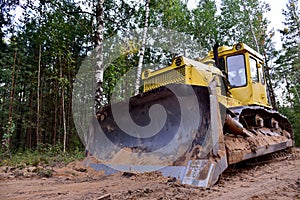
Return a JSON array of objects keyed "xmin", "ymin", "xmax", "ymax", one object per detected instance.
[
  {"xmin": 0, "ymin": 0, "xmax": 92, "ymax": 151},
  {"xmin": 0, "ymin": 144, "xmax": 85, "ymax": 167},
  {"xmin": 152, "ymin": 0, "xmax": 191, "ymax": 31},
  {"xmin": 104, "ymin": 0, "xmax": 138, "ymax": 37},
  {"xmin": 274, "ymin": 0, "xmax": 300, "ymax": 106},
  {"xmin": 190, "ymin": 0, "xmax": 218, "ymax": 52},
  {"xmin": 278, "ymin": 105, "xmax": 300, "ymax": 147},
  {"xmin": 274, "ymin": 0, "xmax": 300, "ymax": 144},
  {"xmin": 0, "ymin": 0, "xmax": 298, "ymax": 156},
  {"xmin": 219, "ymin": 0, "xmax": 270, "ymax": 52},
  {"xmin": 103, "ymin": 53, "xmax": 139, "ymax": 102},
  {"xmin": 35, "ymin": 167, "xmax": 54, "ymax": 178}
]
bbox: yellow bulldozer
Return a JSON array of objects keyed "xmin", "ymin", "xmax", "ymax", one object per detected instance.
[{"xmin": 87, "ymin": 43, "xmax": 294, "ymax": 187}]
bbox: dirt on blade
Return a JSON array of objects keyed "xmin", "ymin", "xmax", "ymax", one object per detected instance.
[{"xmin": 0, "ymin": 148, "xmax": 299, "ymax": 200}]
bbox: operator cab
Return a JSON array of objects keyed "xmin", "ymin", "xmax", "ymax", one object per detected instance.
[{"xmin": 212, "ymin": 43, "xmax": 269, "ymax": 107}]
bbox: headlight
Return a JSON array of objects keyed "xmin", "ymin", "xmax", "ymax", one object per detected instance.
[
  {"xmin": 235, "ymin": 43, "xmax": 242, "ymax": 50},
  {"xmin": 144, "ymin": 70, "xmax": 149, "ymax": 78},
  {"xmin": 175, "ymin": 57, "xmax": 182, "ymax": 66}
]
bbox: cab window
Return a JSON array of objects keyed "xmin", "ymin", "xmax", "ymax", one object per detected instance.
[
  {"xmin": 250, "ymin": 57, "xmax": 258, "ymax": 82},
  {"xmin": 227, "ymin": 54, "xmax": 247, "ymax": 87},
  {"xmin": 258, "ymin": 63, "xmax": 265, "ymax": 85}
]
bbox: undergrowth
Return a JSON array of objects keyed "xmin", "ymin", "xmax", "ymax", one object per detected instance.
[{"xmin": 0, "ymin": 144, "xmax": 85, "ymax": 167}]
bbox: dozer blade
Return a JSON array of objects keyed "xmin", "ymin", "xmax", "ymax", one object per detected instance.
[{"xmin": 86, "ymin": 83, "xmax": 228, "ymax": 187}]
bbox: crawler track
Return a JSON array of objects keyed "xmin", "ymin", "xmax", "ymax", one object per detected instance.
[{"xmin": 225, "ymin": 106, "xmax": 294, "ymax": 164}]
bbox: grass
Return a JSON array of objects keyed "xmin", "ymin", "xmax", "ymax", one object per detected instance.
[{"xmin": 0, "ymin": 144, "xmax": 85, "ymax": 167}]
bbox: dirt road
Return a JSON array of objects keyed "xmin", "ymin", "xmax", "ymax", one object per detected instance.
[{"xmin": 1, "ymin": 148, "xmax": 299, "ymax": 200}]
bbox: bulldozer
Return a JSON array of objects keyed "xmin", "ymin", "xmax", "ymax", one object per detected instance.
[{"xmin": 86, "ymin": 43, "xmax": 294, "ymax": 187}]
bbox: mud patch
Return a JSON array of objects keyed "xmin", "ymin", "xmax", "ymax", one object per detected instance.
[{"xmin": 0, "ymin": 148, "xmax": 299, "ymax": 200}]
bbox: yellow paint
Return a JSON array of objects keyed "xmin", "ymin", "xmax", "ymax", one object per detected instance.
[{"xmin": 142, "ymin": 43, "xmax": 271, "ymax": 109}]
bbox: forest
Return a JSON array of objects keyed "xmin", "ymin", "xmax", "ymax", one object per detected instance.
[{"xmin": 0, "ymin": 0, "xmax": 299, "ymax": 159}]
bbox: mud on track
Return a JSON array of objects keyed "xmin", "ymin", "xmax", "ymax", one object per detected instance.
[{"xmin": 0, "ymin": 148, "xmax": 300, "ymax": 200}]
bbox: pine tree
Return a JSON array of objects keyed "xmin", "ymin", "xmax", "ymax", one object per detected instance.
[
  {"xmin": 275, "ymin": 0, "xmax": 300, "ymax": 105},
  {"xmin": 275, "ymin": 0, "xmax": 300, "ymax": 146}
]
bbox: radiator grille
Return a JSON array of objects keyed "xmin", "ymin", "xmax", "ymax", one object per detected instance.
[{"xmin": 143, "ymin": 66, "xmax": 186, "ymax": 92}]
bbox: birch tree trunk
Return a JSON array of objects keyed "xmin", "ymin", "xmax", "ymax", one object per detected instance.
[
  {"xmin": 134, "ymin": 0, "xmax": 150, "ymax": 95},
  {"xmin": 94, "ymin": 0, "xmax": 104, "ymax": 112}
]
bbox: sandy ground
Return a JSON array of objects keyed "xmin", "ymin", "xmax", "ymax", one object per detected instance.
[{"xmin": 0, "ymin": 148, "xmax": 299, "ymax": 200}]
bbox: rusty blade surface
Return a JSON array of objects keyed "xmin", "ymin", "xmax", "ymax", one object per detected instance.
[{"xmin": 87, "ymin": 84, "xmax": 212, "ymax": 166}]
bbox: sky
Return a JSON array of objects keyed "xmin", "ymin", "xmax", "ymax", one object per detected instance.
[
  {"xmin": 264, "ymin": 0, "xmax": 289, "ymax": 49},
  {"xmin": 187, "ymin": 0, "xmax": 289, "ymax": 50}
]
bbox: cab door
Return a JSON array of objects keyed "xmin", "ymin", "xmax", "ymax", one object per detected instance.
[
  {"xmin": 226, "ymin": 54, "xmax": 253, "ymax": 104},
  {"xmin": 249, "ymin": 56, "xmax": 268, "ymax": 105}
]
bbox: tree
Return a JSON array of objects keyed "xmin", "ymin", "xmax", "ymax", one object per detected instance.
[
  {"xmin": 190, "ymin": 0, "xmax": 218, "ymax": 53},
  {"xmin": 0, "ymin": 0, "xmax": 92, "ymax": 152},
  {"xmin": 134, "ymin": 0, "xmax": 150, "ymax": 95},
  {"xmin": 275, "ymin": 0, "xmax": 300, "ymax": 106},
  {"xmin": 274, "ymin": 0, "xmax": 300, "ymax": 146},
  {"xmin": 0, "ymin": 0, "xmax": 17, "ymax": 48},
  {"xmin": 261, "ymin": 28, "xmax": 277, "ymax": 109},
  {"xmin": 219, "ymin": 0, "xmax": 270, "ymax": 52},
  {"xmin": 94, "ymin": 0, "xmax": 105, "ymax": 111}
]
